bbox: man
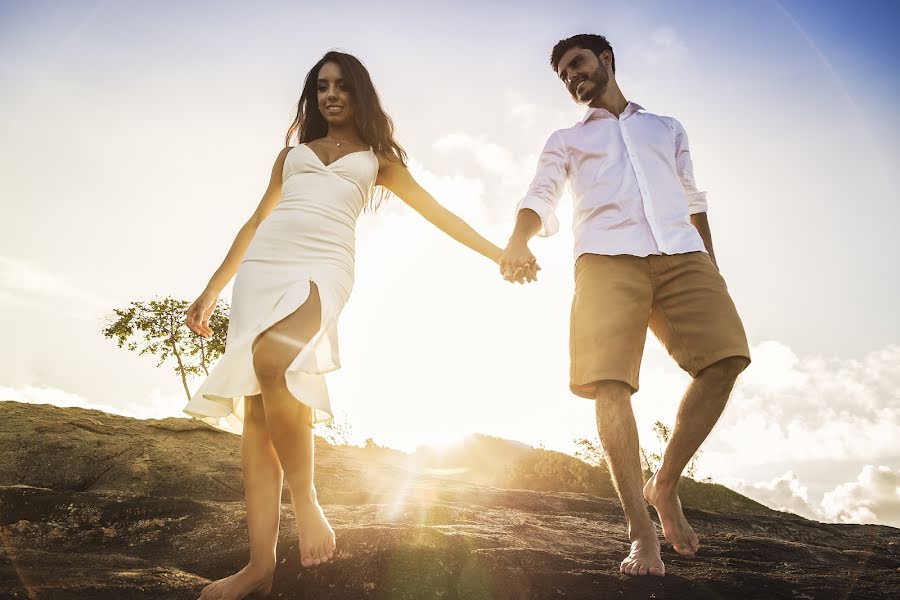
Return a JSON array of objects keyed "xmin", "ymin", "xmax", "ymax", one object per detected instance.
[{"xmin": 500, "ymin": 34, "xmax": 751, "ymax": 577}]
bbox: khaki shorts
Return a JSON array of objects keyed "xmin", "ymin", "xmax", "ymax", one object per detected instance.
[{"xmin": 570, "ymin": 252, "xmax": 751, "ymax": 398}]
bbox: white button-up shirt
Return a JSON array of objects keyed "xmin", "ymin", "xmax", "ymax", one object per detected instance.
[{"xmin": 517, "ymin": 102, "xmax": 708, "ymax": 257}]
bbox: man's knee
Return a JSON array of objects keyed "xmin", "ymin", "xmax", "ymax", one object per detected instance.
[
  {"xmin": 698, "ymin": 356, "xmax": 749, "ymax": 385},
  {"xmin": 594, "ymin": 380, "xmax": 633, "ymax": 407}
]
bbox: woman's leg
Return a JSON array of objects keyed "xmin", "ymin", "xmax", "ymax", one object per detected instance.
[
  {"xmin": 199, "ymin": 395, "xmax": 283, "ymax": 599},
  {"xmin": 251, "ymin": 282, "xmax": 336, "ymax": 568}
]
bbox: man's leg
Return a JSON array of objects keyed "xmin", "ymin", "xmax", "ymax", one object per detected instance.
[
  {"xmin": 570, "ymin": 254, "xmax": 658, "ymax": 574},
  {"xmin": 645, "ymin": 252, "xmax": 751, "ymax": 556},
  {"xmin": 595, "ymin": 380, "xmax": 665, "ymax": 577},
  {"xmin": 644, "ymin": 356, "xmax": 748, "ymax": 555}
]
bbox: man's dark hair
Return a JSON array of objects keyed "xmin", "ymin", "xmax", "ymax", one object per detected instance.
[{"xmin": 550, "ymin": 34, "xmax": 615, "ymax": 74}]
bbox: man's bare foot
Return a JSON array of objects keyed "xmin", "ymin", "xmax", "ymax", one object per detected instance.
[
  {"xmin": 643, "ymin": 472, "xmax": 700, "ymax": 556},
  {"xmin": 620, "ymin": 532, "xmax": 665, "ymax": 577},
  {"xmin": 294, "ymin": 490, "xmax": 336, "ymax": 567},
  {"xmin": 198, "ymin": 563, "xmax": 273, "ymax": 600}
]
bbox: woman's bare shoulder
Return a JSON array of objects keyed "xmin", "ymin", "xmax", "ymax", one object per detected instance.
[{"xmin": 374, "ymin": 149, "xmax": 405, "ymax": 172}]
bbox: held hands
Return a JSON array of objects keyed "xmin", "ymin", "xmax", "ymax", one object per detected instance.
[
  {"xmin": 185, "ymin": 289, "xmax": 219, "ymax": 339},
  {"xmin": 499, "ymin": 240, "xmax": 541, "ymax": 284}
]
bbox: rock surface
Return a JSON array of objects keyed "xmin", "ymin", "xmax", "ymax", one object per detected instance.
[{"xmin": 0, "ymin": 400, "xmax": 897, "ymax": 599}]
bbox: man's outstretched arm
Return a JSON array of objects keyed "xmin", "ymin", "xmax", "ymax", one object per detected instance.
[
  {"xmin": 500, "ymin": 209, "xmax": 543, "ymax": 283},
  {"xmin": 503, "ymin": 130, "xmax": 568, "ymax": 283}
]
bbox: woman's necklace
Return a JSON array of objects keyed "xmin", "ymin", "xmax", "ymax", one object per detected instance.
[{"xmin": 325, "ymin": 135, "xmax": 356, "ymax": 148}]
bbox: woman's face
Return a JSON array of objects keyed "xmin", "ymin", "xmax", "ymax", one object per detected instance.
[{"xmin": 317, "ymin": 61, "xmax": 354, "ymax": 127}]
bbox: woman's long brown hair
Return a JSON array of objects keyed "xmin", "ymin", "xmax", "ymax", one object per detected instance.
[{"xmin": 285, "ymin": 51, "xmax": 407, "ymax": 210}]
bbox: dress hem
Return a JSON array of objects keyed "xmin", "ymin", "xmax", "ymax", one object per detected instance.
[{"xmin": 183, "ymin": 276, "xmax": 340, "ymax": 434}]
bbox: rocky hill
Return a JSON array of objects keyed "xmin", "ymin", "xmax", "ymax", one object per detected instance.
[{"xmin": 0, "ymin": 400, "xmax": 897, "ymax": 599}]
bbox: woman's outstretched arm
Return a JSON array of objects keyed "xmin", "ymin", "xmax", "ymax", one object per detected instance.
[
  {"xmin": 375, "ymin": 155, "xmax": 502, "ymax": 263},
  {"xmin": 186, "ymin": 147, "xmax": 291, "ymax": 337}
]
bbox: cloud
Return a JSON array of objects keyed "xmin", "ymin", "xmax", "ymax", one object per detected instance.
[
  {"xmin": 738, "ymin": 340, "xmax": 809, "ymax": 392},
  {"xmin": 726, "ymin": 466, "xmax": 900, "ymax": 528},
  {"xmin": 632, "ymin": 26, "xmax": 688, "ymax": 68},
  {"xmin": 707, "ymin": 341, "xmax": 900, "ymax": 466},
  {"xmin": 0, "ymin": 256, "xmax": 111, "ymax": 316},
  {"xmin": 724, "ymin": 471, "xmax": 818, "ymax": 520},
  {"xmin": 0, "ymin": 385, "xmax": 95, "ymax": 410},
  {"xmin": 635, "ymin": 339, "xmax": 899, "ymax": 528},
  {"xmin": 820, "ymin": 465, "xmax": 900, "ymax": 527},
  {"xmin": 364, "ymin": 157, "xmax": 487, "ymax": 227},
  {"xmin": 508, "ymin": 99, "xmax": 544, "ymax": 130},
  {"xmin": 0, "ymin": 385, "xmax": 180, "ymax": 421},
  {"xmin": 433, "ymin": 133, "xmax": 522, "ymax": 181},
  {"xmin": 430, "ymin": 133, "xmax": 540, "ymax": 223},
  {"xmin": 407, "ymin": 157, "xmax": 487, "ymax": 213}
]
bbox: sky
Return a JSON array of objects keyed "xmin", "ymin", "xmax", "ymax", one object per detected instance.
[{"xmin": 1, "ymin": 0, "xmax": 899, "ymax": 527}]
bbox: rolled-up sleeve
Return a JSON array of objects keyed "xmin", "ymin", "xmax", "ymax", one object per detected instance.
[
  {"xmin": 670, "ymin": 118, "xmax": 708, "ymax": 214},
  {"xmin": 516, "ymin": 130, "xmax": 568, "ymax": 237}
]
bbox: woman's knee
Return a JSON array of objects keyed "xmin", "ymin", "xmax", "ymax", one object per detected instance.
[
  {"xmin": 244, "ymin": 394, "xmax": 267, "ymax": 425},
  {"xmin": 251, "ymin": 286, "xmax": 322, "ymax": 388},
  {"xmin": 252, "ymin": 348, "xmax": 288, "ymax": 388},
  {"xmin": 261, "ymin": 394, "xmax": 313, "ymax": 437}
]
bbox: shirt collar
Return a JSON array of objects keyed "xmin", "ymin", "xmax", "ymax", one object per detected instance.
[{"xmin": 580, "ymin": 101, "xmax": 645, "ymax": 124}]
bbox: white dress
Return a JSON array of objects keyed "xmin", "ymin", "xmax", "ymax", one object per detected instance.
[{"xmin": 184, "ymin": 144, "xmax": 378, "ymax": 432}]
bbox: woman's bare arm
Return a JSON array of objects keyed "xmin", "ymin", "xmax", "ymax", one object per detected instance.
[
  {"xmin": 202, "ymin": 147, "xmax": 292, "ymax": 294},
  {"xmin": 375, "ymin": 155, "xmax": 501, "ymax": 263},
  {"xmin": 186, "ymin": 147, "xmax": 290, "ymax": 337}
]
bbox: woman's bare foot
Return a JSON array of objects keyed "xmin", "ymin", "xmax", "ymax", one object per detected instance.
[
  {"xmin": 293, "ymin": 489, "xmax": 336, "ymax": 567},
  {"xmin": 620, "ymin": 531, "xmax": 665, "ymax": 577},
  {"xmin": 198, "ymin": 563, "xmax": 273, "ymax": 600},
  {"xmin": 643, "ymin": 472, "xmax": 700, "ymax": 556}
]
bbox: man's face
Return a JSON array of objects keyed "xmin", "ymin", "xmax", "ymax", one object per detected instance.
[{"xmin": 556, "ymin": 47, "xmax": 610, "ymax": 104}]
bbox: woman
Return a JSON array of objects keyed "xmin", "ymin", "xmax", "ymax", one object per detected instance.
[{"xmin": 183, "ymin": 51, "xmax": 501, "ymax": 599}]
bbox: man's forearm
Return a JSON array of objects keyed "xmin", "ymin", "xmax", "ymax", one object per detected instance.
[
  {"xmin": 690, "ymin": 212, "xmax": 717, "ymax": 268},
  {"xmin": 499, "ymin": 209, "xmax": 543, "ymax": 283},
  {"xmin": 509, "ymin": 209, "xmax": 543, "ymax": 246}
]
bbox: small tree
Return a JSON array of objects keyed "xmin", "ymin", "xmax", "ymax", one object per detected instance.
[
  {"xmin": 573, "ymin": 437, "xmax": 606, "ymax": 467},
  {"xmin": 102, "ymin": 297, "xmax": 229, "ymax": 401},
  {"xmin": 640, "ymin": 447, "xmax": 658, "ymax": 476},
  {"xmin": 578, "ymin": 435, "xmax": 660, "ymax": 477},
  {"xmin": 589, "ymin": 420, "xmax": 701, "ymax": 480},
  {"xmin": 643, "ymin": 420, "xmax": 700, "ymax": 479},
  {"xmin": 318, "ymin": 410, "xmax": 354, "ymax": 446}
]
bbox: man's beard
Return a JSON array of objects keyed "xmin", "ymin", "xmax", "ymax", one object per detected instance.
[
  {"xmin": 583, "ymin": 66, "xmax": 609, "ymax": 102},
  {"xmin": 572, "ymin": 66, "xmax": 609, "ymax": 103}
]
